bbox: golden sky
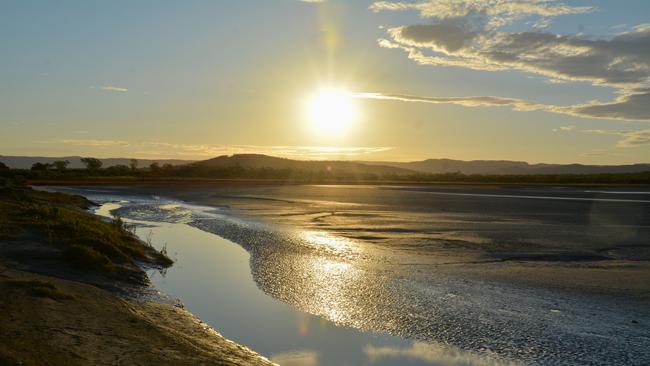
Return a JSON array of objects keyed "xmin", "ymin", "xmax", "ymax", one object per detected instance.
[{"xmin": 1, "ymin": 0, "xmax": 649, "ymax": 164}]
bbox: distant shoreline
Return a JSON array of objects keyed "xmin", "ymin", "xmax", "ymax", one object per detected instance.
[{"xmin": 27, "ymin": 177, "xmax": 650, "ymax": 187}]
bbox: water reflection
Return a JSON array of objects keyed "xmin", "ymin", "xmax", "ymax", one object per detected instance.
[
  {"xmin": 364, "ymin": 342, "xmax": 516, "ymax": 366},
  {"xmin": 301, "ymin": 257, "xmax": 357, "ymax": 323},
  {"xmin": 270, "ymin": 350, "xmax": 318, "ymax": 366},
  {"xmin": 43, "ymin": 186, "xmax": 650, "ymax": 365},
  {"xmin": 301, "ymin": 230, "xmax": 360, "ymax": 258},
  {"xmin": 90, "ymin": 196, "xmax": 506, "ymax": 366}
]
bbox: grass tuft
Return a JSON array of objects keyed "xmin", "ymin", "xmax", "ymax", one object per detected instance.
[
  {"xmin": 6, "ymin": 279, "xmax": 75, "ymax": 300},
  {"xmin": 0, "ymin": 187, "xmax": 173, "ymax": 275},
  {"xmin": 63, "ymin": 244, "xmax": 115, "ymax": 273}
]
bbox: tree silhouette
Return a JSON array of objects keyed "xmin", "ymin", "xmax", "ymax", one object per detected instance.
[
  {"xmin": 80, "ymin": 157, "xmax": 102, "ymax": 171},
  {"xmin": 149, "ymin": 162, "xmax": 161, "ymax": 173},
  {"xmin": 31, "ymin": 162, "xmax": 51, "ymax": 171},
  {"xmin": 53, "ymin": 160, "xmax": 70, "ymax": 172}
]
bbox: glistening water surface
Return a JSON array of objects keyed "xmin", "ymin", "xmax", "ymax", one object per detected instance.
[
  {"xmin": 46, "ymin": 185, "xmax": 650, "ymax": 365},
  {"xmin": 91, "ymin": 195, "xmax": 507, "ymax": 366}
]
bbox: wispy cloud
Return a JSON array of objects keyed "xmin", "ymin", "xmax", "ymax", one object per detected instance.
[
  {"xmin": 136, "ymin": 142, "xmax": 393, "ymax": 159},
  {"xmin": 579, "ymin": 149, "xmax": 607, "ymax": 157},
  {"xmin": 583, "ymin": 129, "xmax": 650, "ymax": 147},
  {"xmin": 370, "ymin": 0, "xmax": 592, "ymax": 23},
  {"xmin": 380, "ymin": 25, "xmax": 650, "ymax": 87},
  {"xmin": 355, "ymin": 92, "xmax": 546, "ymax": 111},
  {"xmin": 60, "ymin": 139, "xmax": 130, "ymax": 147},
  {"xmin": 42, "ymin": 140, "xmax": 393, "ymax": 160},
  {"xmin": 371, "ymin": 1, "xmax": 650, "ymax": 122},
  {"xmin": 567, "ymin": 91, "xmax": 650, "ymax": 122},
  {"xmin": 100, "ymin": 85, "xmax": 128, "ymax": 92},
  {"xmin": 553, "ymin": 125, "xmax": 576, "ymax": 132},
  {"xmin": 352, "ymin": 90, "xmax": 650, "ymax": 122}
]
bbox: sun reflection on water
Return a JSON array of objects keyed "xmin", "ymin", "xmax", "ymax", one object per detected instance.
[
  {"xmin": 298, "ymin": 256, "xmax": 360, "ymax": 324},
  {"xmin": 301, "ymin": 230, "xmax": 360, "ymax": 258}
]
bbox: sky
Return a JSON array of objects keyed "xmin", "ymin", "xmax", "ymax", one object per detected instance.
[{"xmin": 1, "ymin": 0, "xmax": 649, "ymax": 164}]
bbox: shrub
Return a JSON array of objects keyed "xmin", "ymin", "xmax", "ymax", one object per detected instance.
[{"xmin": 63, "ymin": 244, "xmax": 114, "ymax": 272}]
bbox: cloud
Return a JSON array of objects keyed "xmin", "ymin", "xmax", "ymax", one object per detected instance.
[
  {"xmin": 353, "ymin": 91, "xmax": 650, "ymax": 122},
  {"xmin": 383, "ymin": 24, "xmax": 650, "ymax": 87},
  {"xmin": 370, "ymin": 0, "xmax": 592, "ymax": 19},
  {"xmin": 100, "ymin": 85, "xmax": 128, "ymax": 92},
  {"xmin": 579, "ymin": 149, "xmax": 607, "ymax": 157},
  {"xmin": 355, "ymin": 92, "xmax": 545, "ymax": 111},
  {"xmin": 135, "ymin": 142, "xmax": 393, "ymax": 159},
  {"xmin": 270, "ymin": 350, "xmax": 318, "ymax": 366},
  {"xmin": 396, "ymin": 24, "xmax": 476, "ymax": 52},
  {"xmin": 371, "ymin": 1, "xmax": 650, "ymax": 123},
  {"xmin": 566, "ymin": 90, "xmax": 650, "ymax": 121},
  {"xmin": 552, "ymin": 125, "xmax": 575, "ymax": 132},
  {"xmin": 583, "ymin": 128, "xmax": 650, "ymax": 147},
  {"xmin": 42, "ymin": 140, "xmax": 393, "ymax": 160},
  {"xmin": 364, "ymin": 341, "xmax": 516, "ymax": 366},
  {"xmin": 60, "ymin": 139, "xmax": 130, "ymax": 147}
]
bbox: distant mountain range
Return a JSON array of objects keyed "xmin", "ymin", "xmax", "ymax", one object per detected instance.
[
  {"xmin": 2, "ymin": 154, "xmax": 649, "ymax": 175},
  {"xmin": 361, "ymin": 159, "xmax": 650, "ymax": 175},
  {"xmin": 0, "ymin": 156, "xmax": 194, "ymax": 169}
]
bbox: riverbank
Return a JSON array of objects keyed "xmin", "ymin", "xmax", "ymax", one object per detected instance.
[{"xmin": 0, "ymin": 186, "xmax": 273, "ymax": 366}]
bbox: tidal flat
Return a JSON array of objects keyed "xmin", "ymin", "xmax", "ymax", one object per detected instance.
[{"xmin": 45, "ymin": 183, "xmax": 650, "ymax": 365}]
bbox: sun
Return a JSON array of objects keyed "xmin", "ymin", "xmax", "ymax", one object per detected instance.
[{"xmin": 305, "ymin": 88, "xmax": 358, "ymax": 135}]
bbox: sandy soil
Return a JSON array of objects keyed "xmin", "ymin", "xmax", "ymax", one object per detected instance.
[
  {"xmin": 0, "ymin": 263, "xmax": 274, "ymax": 366},
  {"xmin": 0, "ymin": 187, "xmax": 274, "ymax": 366}
]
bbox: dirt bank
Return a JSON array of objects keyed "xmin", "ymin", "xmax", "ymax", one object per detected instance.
[{"xmin": 0, "ymin": 186, "xmax": 274, "ymax": 366}]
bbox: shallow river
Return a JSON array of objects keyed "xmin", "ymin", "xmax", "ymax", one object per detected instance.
[
  {"xmin": 46, "ymin": 186, "xmax": 650, "ymax": 365},
  {"xmin": 92, "ymin": 195, "xmax": 507, "ymax": 366}
]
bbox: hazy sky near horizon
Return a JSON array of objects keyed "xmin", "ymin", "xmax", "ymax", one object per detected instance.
[{"xmin": 1, "ymin": 0, "xmax": 650, "ymax": 164}]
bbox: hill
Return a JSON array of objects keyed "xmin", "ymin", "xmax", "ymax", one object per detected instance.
[
  {"xmin": 3, "ymin": 154, "xmax": 649, "ymax": 176},
  {"xmin": 362, "ymin": 159, "xmax": 650, "ymax": 175},
  {"xmin": 193, "ymin": 154, "xmax": 416, "ymax": 175}
]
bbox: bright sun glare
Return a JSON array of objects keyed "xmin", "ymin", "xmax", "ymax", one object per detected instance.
[{"xmin": 305, "ymin": 88, "xmax": 358, "ymax": 135}]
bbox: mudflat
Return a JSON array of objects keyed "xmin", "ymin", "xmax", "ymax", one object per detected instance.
[
  {"xmin": 76, "ymin": 182, "xmax": 650, "ymax": 300},
  {"xmin": 40, "ymin": 183, "xmax": 650, "ymax": 364}
]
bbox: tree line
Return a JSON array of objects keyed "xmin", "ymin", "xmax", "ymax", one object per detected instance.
[{"xmin": 1, "ymin": 158, "xmax": 649, "ymax": 185}]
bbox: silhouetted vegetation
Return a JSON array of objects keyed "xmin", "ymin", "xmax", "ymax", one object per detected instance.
[
  {"xmin": 1, "ymin": 158, "xmax": 649, "ymax": 184},
  {"xmin": 31, "ymin": 162, "xmax": 51, "ymax": 171},
  {"xmin": 81, "ymin": 157, "xmax": 103, "ymax": 171},
  {"xmin": 53, "ymin": 160, "xmax": 70, "ymax": 172},
  {"xmin": 0, "ymin": 186, "xmax": 173, "ymax": 275}
]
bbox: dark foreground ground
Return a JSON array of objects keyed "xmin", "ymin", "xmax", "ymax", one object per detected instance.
[{"xmin": 0, "ymin": 187, "xmax": 273, "ymax": 366}]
